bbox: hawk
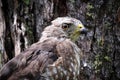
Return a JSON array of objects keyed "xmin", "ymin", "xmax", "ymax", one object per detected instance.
[{"xmin": 0, "ymin": 17, "xmax": 88, "ymax": 80}]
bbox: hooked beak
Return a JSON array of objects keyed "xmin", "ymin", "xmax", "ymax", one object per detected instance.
[
  {"xmin": 78, "ymin": 24, "xmax": 88, "ymax": 34},
  {"xmin": 80, "ymin": 27, "xmax": 88, "ymax": 34}
]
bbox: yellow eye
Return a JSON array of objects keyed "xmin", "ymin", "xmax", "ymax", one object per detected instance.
[{"xmin": 62, "ymin": 24, "xmax": 69, "ymax": 30}]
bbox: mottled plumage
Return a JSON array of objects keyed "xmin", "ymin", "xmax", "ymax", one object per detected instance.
[{"xmin": 0, "ymin": 17, "xmax": 87, "ymax": 80}]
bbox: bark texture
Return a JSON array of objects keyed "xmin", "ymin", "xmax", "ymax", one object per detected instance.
[{"xmin": 0, "ymin": 0, "xmax": 6, "ymax": 68}]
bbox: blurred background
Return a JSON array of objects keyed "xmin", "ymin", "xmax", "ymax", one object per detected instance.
[{"xmin": 0, "ymin": 0, "xmax": 120, "ymax": 80}]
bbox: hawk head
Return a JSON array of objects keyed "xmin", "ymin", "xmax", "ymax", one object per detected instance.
[{"xmin": 41, "ymin": 17, "xmax": 88, "ymax": 41}]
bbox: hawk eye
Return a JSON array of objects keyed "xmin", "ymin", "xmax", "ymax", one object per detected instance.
[{"xmin": 62, "ymin": 24, "xmax": 69, "ymax": 30}]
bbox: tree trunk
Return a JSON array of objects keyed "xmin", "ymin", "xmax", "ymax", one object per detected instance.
[
  {"xmin": 1, "ymin": 0, "xmax": 29, "ymax": 61},
  {"xmin": 0, "ymin": 0, "xmax": 6, "ymax": 67}
]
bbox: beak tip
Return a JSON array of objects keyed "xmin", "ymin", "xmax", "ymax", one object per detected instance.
[{"xmin": 80, "ymin": 28, "xmax": 88, "ymax": 34}]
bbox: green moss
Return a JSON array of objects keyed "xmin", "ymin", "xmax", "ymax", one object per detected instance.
[
  {"xmin": 104, "ymin": 56, "xmax": 111, "ymax": 62},
  {"xmin": 86, "ymin": 12, "xmax": 92, "ymax": 17},
  {"xmin": 69, "ymin": 0, "xmax": 75, "ymax": 3},
  {"xmin": 25, "ymin": 24, "xmax": 34, "ymax": 44},
  {"xmin": 93, "ymin": 54, "xmax": 112, "ymax": 74},
  {"xmin": 23, "ymin": 0, "xmax": 30, "ymax": 5},
  {"xmin": 97, "ymin": 37, "xmax": 104, "ymax": 46},
  {"xmin": 87, "ymin": 3, "xmax": 94, "ymax": 10},
  {"xmin": 93, "ymin": 54, "xmax": 102, "ymax": 73},
  {"xmin": 86, "ymin": 3, "xmax": 95, "ymax": 20}
]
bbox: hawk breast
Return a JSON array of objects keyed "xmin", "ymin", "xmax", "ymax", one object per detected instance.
[{"xmin": 42, "ymin": 39, "xmax": 81, "ymax": 80}]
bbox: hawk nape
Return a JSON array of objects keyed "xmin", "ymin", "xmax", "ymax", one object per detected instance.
[{"xmin": 0, "ymin": 17, "xmax": 88, "ymax": 80}]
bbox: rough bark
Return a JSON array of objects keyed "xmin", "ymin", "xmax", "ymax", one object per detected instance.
[
  {"xmin": 0, "ymin": 0, "xmax": 6, "ymax": 67},
  {"xmin": 1, "ymin": 0, "xmax": 28, "ymax": 61},
  {"xmin": 31, "ymin": 0, "xmax": 68, "ymax": 41}
]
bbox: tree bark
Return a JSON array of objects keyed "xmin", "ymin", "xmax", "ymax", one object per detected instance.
[
  {"xmin": 0, "ymin": 0, "xmax": 7, "ymax": 67},
  {"xmin": 1, "ymin": 0, "xmax": 29, "ymax": 61}
]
